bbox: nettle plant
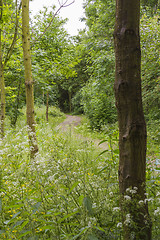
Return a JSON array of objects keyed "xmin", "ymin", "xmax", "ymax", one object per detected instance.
[
  {"xmin": 0, "ymin": 107, "xmax": 160, "ymax": 239},
  {"xmin": 0, "ymin": 109, "xmax": 121, "ymax": 239}
]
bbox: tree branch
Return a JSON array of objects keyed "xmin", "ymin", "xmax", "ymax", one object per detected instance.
[
  {"xmin": 3, "ymin": 0, "xmax": 22, "ymax": 68},
  {"xmin": 31, "ymin": 0, "xmax": 75, "ymax": 47}
]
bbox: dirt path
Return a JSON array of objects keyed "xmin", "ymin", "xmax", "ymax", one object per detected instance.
[
  {"xmin": 57, "ymin": 115, "xmax": 82, "ymax": 131},
  {"xmin": 57, "ymin": 115, "xmax": 108, "ymax": 150}
]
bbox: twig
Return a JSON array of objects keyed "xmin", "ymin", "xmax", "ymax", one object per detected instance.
[
  {"xmin": 3, "ymin": 1, "xmax": 22, "ymax": 68},
  {"xmin": 31, "ymin": 0, "xmax": 75, "ymax": 47}
]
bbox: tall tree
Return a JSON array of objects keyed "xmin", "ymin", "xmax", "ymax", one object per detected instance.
[
  {"xmin": 114, "ymin": 0, "xmax": 152, "ymax": 239},
  {"xmin": 22, "ymin": 0, "xmax": 38, "ymax": 157},
  {"xmin": 0, "ymin": 0, "xmax": 21, "ymax": 137},
  {"xmin": 0, "ymin": 0, "xmax": 5, "ymax": 138}
]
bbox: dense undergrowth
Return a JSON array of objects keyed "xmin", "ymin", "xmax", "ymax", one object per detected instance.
[{"xmin": 0, "ymin": 106, "xmax": 160, "ymax": 239}]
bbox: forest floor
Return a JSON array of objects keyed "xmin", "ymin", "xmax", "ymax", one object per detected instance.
[{"xmin": 57, "ymin": 114, "xmax": 108, "ymax": 150}]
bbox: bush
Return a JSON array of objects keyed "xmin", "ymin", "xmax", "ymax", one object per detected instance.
[{"xmin": 81, "ymin": 79, "xmax": 117, "ymax": 130}]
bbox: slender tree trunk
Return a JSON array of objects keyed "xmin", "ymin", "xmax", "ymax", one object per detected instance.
[
  {"xmin": 46, "ymin": 91, "xmax": 49, "ymax": 121},
  {"xmin": 0, "ymin": 0, "xmax": 21, "ymax": 137},
  {"xmin": 11, "ymin": 80, "xmax": 21, "ymax": 126},
  {"xmin": 0, "ymin": 64, "xmax": 5, "ymax": 139},
  {"xmin": 0, "ymin": 0, "xmax": 5, "ymax": 138},
  {"xmin": 114, "ymin": 0, "xmax": 152, "ymax": 239},
  {"xmin": 22, "ymin": 0, "xmax": 38, "ymax": 158}
]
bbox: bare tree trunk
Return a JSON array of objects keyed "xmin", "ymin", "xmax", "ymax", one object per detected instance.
[
  {"xmin": 46, "ymin": 91, "xmax": 49, "ymax": 121},
  {"xmin": 0, "ymin": 65, "xmax": 5, "ymax": 139},
  {"xmin": 0, "ymin": 0, "xmax": 21, "ymax": 137},
  {"xmin": 114, "ymin": 0, "xmax": 152, "ymax": 239},
  {"xmin": 0, "ymin": 1, "xmax": 5, "ymax": 139},
  {"xmin": 22, "ymin": 0, "xmax": 38, "ymax": 158}
]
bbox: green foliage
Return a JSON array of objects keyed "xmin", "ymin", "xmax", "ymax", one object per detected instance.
[
  {"xmin": 34, "ymin": 105, "xmax": 65, "ymax": 124},
  {"xmin": 0, "ymin": 107, "xmax": 160, "ymax": 238},
  {"xmin": 141, "ymin": 0, "xmax": 160, "ymax": 15},
  {"xmin": 74, "ymin": 1, "xmax": 160, "ymax": 129},
  {"xmin": 73, "ymin": 0, "xmax": 117, "ymax": 129},
  {"xmin": 31, "ymin": 7, "xmax": 81, "ymax": 112},
  {"xmin": 81, "ymin": 77, "xmax": 117, "ymax": 129},
  {"xmin": 72, "ymin": 90, "xmax": 84, "ymax": 114},
  {"xmin": 0, "ymin": 107, "xmax": 122, "ymax": 239},
  {"xmin": 141, "ymin": 15, "xmax": 160, "ymax": 120}
]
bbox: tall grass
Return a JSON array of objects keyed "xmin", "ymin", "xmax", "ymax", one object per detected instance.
[{"xmin": 0, "ymin": 106, "xmax": 160, "ymax": 239}]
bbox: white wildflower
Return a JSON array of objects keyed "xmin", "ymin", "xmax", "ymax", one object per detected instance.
[
  {"xmin": 113, "ymin": 207, "xmax": 120, "ymax": 212},
  {"xmin": 124, "ymin": 214, "xmax": 131, "ymax": 226},
  {"xmin": 126, "ymin": 188, "xmax": 130, "ymax": 193},
  {"xmin": 117, "ymin": 222, "xmax": 122, "ymax": 228},
  {"xmin": 154, "ymin": 207, "xmax": 160, "ymax": 216},
  {"xmin": 124, "ymin": 195, "xmax": 131, "ymax": 200},
  {"xmin": 109, "ymin": 192, "xmax": 113, "ymax": 197},
  {"xmin": 130, "ymin": 189, "xmax": 137, "ymax": 194},
  {"xmin": 144, "ymin": 198, "xmax": 153, "ymax": 204}
]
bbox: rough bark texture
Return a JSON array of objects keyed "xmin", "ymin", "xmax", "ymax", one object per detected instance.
[
  {"xmin": 22, "ymin": 0, "xmax": 38, "ymax": 157},
  {"xmin": 0, "ymin": 0, "xmax": 5, "ymax": 138},
  {"xmin": 0, "ymin": 62, "xmax": 5, "ymax": 138},
  {"xmin": 114, "ymin": 0, "xmax": 152, "ymax": 239},
  {"xmin": 0, "ymin": 0, "xmax": 21, "ymax": 137}
]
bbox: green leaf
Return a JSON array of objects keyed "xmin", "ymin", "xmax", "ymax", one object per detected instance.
[
  {"xmin": 98, "ymin": 149, "xmax": 109, "ymax": 156},
  {"xmin": 4, "ymin": 211, "xmax": 21, "ymax": 225},
  {"xmin": 60, "ymin": 195, "xmax": 68, "ymax": 204},
  {"xmin": 113, "ymin": 149, "xmax": 119, "ymax": 154},
  {"xmin": 98, "ymin": 139, "xmax": 108, "ymax": 145},
  {"xmin": 93, "ymin": 226, "xmax": 106, "ymax": 232},
  {"xmin": 87, "ymin": 233, "xmax": 99, "ymax": 240},
  {"xmin": 40, "ymin": 225, "xmax": 55, "ymax": 230},
  {"xmin": 12, "ymin": 220, "xmax": 24, "ymax": 229},
  {"xmin": 18, "ymin": 220, "xmax": 29, "ymax": 231},
  {"xmin": 72, "ymin": 226, "xmax": 90, "ymax": 239},
  {"xmin": 58, "ymin": 210, "xmax": 79, "ymax": 223},
  {"xmin": 18, "ymin": 230, "xmax": 32, "ymax": 238},
  {"xmin": 69, "ymin": 181, "xmax": 79, "ymax": 194},
  {"xmin": 98, "ymin": 165, "xmax": 108, "ymax": 174},
  {"xmin": 78, "ymin": 195, "xmax": 84, "ymax": 205},
  {"xmin": 83, "ymin": 196, "xmax": 93, "ymax": 215},
  {"xmin": 32, "ymin": 201, "xmax": 41, "ymax": 214}
]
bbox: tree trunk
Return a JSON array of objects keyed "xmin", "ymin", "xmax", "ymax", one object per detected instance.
[
  {"xmin": 46, "ymin": 91, "xmax": 49, "ymax": 121},
  {"xmin": 114, "ymin": 0, "xmax": 152, "ymax": 239},
  {"xmin": 0, "ymin": 1, "xmax": 5, "ymax": 139},
  {"xmin": 0, "ymin": 0, "xmax": 21, "ymax": 136},
  {"xmin": 22, "ymin": 0, "xmax": 38, "ymax": 158},
  {"xmin": 11, "ymin": 80, "xmax": 21, "ymax": 126},
  {"xmin": 0, "ymin": 65, "xmax": 5, "ymax": 139}
]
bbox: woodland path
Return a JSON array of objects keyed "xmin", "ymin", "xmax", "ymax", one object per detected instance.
[{"xmin": 57, "ymin": 115, "xmax": 108, "ymax": 150}]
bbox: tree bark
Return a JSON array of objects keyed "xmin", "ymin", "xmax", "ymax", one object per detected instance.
[
  {"xmin": 0, "ymin": 64, "xmax": 5, "ymax": 139},
  {"xmin": 114, "ymin": 0, "xmax": 152, "ymax": 239},
  {"xmin": 0, "ymin": 1, "xmax": 5, "ymax": 138},
  {"xmin": 0, "ymin": 0, "xmax": 21, "ymax": 137},
  {"xmin": 22, "ymin": 0, "xmax": 38, "ymax": 158}
]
